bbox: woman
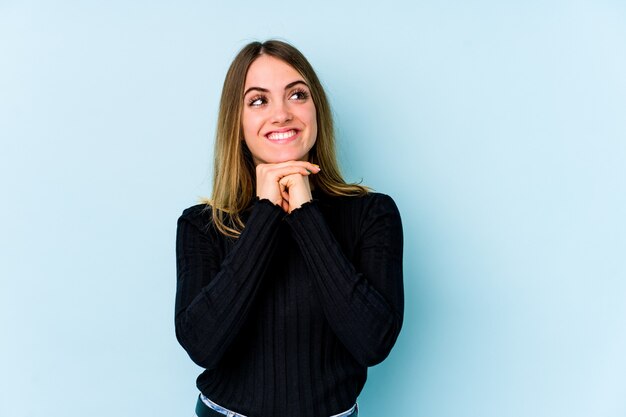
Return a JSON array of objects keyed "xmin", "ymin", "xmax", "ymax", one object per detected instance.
[{"xmin": 175, "ymin": 40, "xmax": 404, "ymax": 417}]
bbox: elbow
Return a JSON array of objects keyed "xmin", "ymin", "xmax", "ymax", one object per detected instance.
[
  {"xmin": 359, "ymin": 350, "xmax": 390, "ymax": 367},
  {"xmin": 357, "ymin": 315, "xmax": 403, "ymax": 367},
  {"xmin": 175, "ymin": 316, "xmax": 219, "ymax": 370}
]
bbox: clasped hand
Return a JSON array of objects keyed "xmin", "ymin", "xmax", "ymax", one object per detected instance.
[{"xmin": 256, "ymin": 161, "xmax": 321, "ymax": 213}]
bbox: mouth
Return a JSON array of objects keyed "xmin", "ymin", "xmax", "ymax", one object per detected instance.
[{"xmin": 266, "ymin": 129, "xmax": 299, "ymax": 141}]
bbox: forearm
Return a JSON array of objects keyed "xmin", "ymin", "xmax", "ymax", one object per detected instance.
[
  {"xmin": 175, "ymin": 199, "xmax": 284, "ymax": 368},
  {"xmin": 285, "ymin": 197, "xmax": 404, "ymax": 366}
]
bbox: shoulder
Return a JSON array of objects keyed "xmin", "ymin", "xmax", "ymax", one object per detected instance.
[
  {"xmin": 320, "ymin": 191, "xmax": 399, "ymax": 216},
  {"xmin": 177, "ymin": 203, "xmax": 214, "ymax": 234},
  {"xmin": 180, "ymin": 203, "xmax": 212, "ymax": 219},
  {"xmin": 369, "ymin": 192, "xmax": 400, "ymax": 214},
  {"xmin": 361, "ymin": 192, "xmax": 398, "ymax": 210},
  {"xmin": 356, "ymin": 192, "xmax": 401, "ymax": 224},
  {"xmin": 316, "ymin": 192, "xmax": 402, "ymax": 235}
]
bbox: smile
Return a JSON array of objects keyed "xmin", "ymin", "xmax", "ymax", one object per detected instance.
[{"xmin": 266, "ymin": 129, "xmax": 298, "ymax": 141}]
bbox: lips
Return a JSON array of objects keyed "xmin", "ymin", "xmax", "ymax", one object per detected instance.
[{"xmin": 266, "ymin": 129, "xmax": 298, "ymax": 141}]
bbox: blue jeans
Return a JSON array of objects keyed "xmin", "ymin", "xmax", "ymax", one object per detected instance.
[{"xmin": 195, "ymin": 393, "xmax": 358, "ymax": 417}]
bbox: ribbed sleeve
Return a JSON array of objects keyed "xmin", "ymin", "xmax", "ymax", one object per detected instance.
[
  {"xmin": 175, "ymin": 199, "xmax": 285, "ymax": 369},
  {"xmin": 284, "ymin": 194, "xmax": 404, "ymax": 366}
]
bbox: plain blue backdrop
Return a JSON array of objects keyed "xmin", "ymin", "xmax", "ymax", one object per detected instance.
[{"xmin": 1, "ymin": 1, "xmax": 625, "ymax": 416}]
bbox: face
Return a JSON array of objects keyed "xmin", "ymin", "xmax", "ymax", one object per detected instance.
[{"xmin": 241, "ymin": 55, "xmax": 317, "ymax": 165}]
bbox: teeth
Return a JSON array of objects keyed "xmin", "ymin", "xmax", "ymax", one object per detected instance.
[{"xmin": 267, "ymin": 130, "xmax": 297, "ymax": 140}]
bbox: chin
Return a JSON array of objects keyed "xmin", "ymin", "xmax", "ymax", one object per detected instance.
[{"xmin": 265, "ymin": 152, "xmax": 310, "ymax": 164}]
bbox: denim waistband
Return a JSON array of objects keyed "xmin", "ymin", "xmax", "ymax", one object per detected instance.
[
  {"xmin": 197, "ymin": 393, "xmax": 247, "ymax": 417},
  {"xmin": 196, "ymin": 393, "xmax": 358, "ymax": 417}
]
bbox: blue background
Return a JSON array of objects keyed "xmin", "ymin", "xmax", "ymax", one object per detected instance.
[{"xmin": 1, "ymin": 1, "xmax": 625, "ymax": 416}]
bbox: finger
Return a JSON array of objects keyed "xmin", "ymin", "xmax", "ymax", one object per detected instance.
[
  {"xmin": 260, "ymin": 160, "xmax": 319, "ymax": 170},
  {"xmin": 257, "ymin": 161, "xmax": 320, "ymax": 176},
  {"xmin": 271, "ymin": 167, "xmax": 311, "ymax": 181}
]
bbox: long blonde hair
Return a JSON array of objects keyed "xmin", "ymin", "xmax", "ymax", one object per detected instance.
[{"xmin": 203, "ymin": 40, "xmax": 368, "ymax": 237}]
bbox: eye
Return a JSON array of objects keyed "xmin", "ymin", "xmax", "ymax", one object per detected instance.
[
  {"xmin": 289, "ymin": 88, "xmax": 309, "ymax": 101},
  {"xmin": 248, "ymin": 95, "xmax": 267, "ymax": 107}
]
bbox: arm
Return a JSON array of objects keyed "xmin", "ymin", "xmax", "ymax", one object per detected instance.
[
  {"xmin": 174, "ymin": 199, "xmax": 284, "ymax": 369},
  {"xmin": 285, "ymin": 194, "xmax": 404, "ymax": 367}
]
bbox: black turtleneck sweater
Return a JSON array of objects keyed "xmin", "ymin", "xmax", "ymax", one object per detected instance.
[{"xmin": 175, "ymin": 192, "xmax": 404, "ymax": 417}]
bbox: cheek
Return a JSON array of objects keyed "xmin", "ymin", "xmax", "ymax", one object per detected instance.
[
  {"xmin": 301, "ymin": 104, "xmax": 317, "ymax": 134},
  {"xmin": 309, "ymin": 109, "xmax": 318, "ymax": 139},
  {"xmin": 241, "ymin": 111, "xmax": 260, "ymax": 137}
]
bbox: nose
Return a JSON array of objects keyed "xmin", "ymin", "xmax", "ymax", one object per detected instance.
[{"xmin": 271, "ymin": 100, "xmax": 293, "ymax": 124}]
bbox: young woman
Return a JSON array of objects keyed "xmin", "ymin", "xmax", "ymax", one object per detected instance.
[{"xmin": 175, "ymin": 40, "xmax": 404, "ymax": 417}]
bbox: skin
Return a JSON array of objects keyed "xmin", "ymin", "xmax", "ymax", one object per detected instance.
[{"xmin": 242, "ymin": 55, "xmax": 321, "ymax": 213}]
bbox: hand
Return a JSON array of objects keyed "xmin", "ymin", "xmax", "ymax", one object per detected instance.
[
  {"xmin": 279, "ymin": 173, "xmax": 312, "ymax": 213},
  {"xmin": 255, "ymin": 161, "xmax": 320, "ymax": 213}
]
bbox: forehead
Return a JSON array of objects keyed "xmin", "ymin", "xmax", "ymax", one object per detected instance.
[{"xmin": 244, "ymin": 55, "xmax": 303, "ymax": 88}]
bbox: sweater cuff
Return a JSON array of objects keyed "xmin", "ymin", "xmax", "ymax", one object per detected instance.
[
  {"xmin": 253, "ymin": 197, "xmax": 286, "ymax": 214},
  {"xmin": 284, "ymin": 200, "xmax": 332, "ymax": 246},
  {"xmin": 284, "ymin": 198, "xmax": 317, "ymax": 220},
  {"xmin": 238, "ymin": 197, "xmax": 286, "ymax": 238}
]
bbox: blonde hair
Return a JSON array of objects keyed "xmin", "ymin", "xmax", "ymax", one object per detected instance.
[{"xmin": 202, "ymin": 40, "xmax": 368, "ymax": 237}]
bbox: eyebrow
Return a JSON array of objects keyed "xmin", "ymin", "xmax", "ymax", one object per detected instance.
[{"xmin": 243, "ymin": 80, "xmax": 308, "ymax": 97}]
